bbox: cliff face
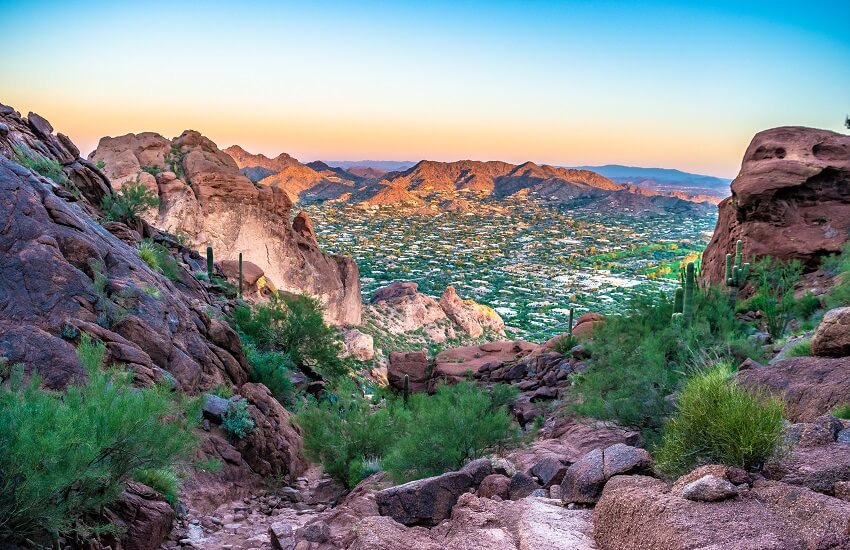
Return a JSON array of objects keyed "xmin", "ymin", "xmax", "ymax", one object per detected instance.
[
  {"xmin": 90, "ymin": 132, "xmax": 362, "ymax": 325},
  {"xmin": 702, "ymin": 127, "xmax": 850, "ymax": 284}
]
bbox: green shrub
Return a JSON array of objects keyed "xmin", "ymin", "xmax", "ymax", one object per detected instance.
[
  {"xmin": 793, "ymin": 291, "xmax": 821, "ymax": 320},
  {"xmin": 13, "ymin": 145, "xmax": 68, "ymax": 184},
  {"xmin": 551, "ymin": 334, "xmax": 576, "ymax": 355},
  {"xmin": 231, "ymin": 293, "xmax": 347, "ymax": 380},
  {"xmin": 655, "ymin": 364, "xmax": 785, "ymax": 477},
  {"xmin": 0, "ymin": 335, "xmax": 199, "ymax": 545},
  {"xmin": 751, "ymin": 257, "xmax": 803, "ymax": 340},
  {"xmin": 785, "ymin": 340, "xmax": 812, "ymax": 357},
  {"xmin": 832, "ymin": 403, "xmax": 850, "ymax": 420},
  {"xmin": 382, "ymin": 381, "xmax": 520, "ymax": 483},
  {"xmin": 571, "ymin": 287, "xmax": 756, "ymax": 442},
  {"xmin": 295, "ymin": 378, "xmax": 403, "ymax": 488},
  {"xmin": 211, "ymin": 384, "xmax": 234, "ymax": 399},
  {"xmin": 222, "ymin": 399, "xmax": 254, "ymax": 439},
  {"xmin": 141, "ymin": 165, "xmax": 163, "ymax": 177},
  {"xmin": 137, "ymin": 239, "xmax": 181, "ymax": 282},
  {"xmin": 132, "ymin": 468, "xmax": 180, "ymax": 504},
  {"xmin": 246, "ymin": 345, "xmax": 294, "ymax": 405},
  {"xmin": 101, "ymin": 182, "xmax": 160, "ymax": 223},
  {"xmin": 823, "ymin": 242, "xmax": 850, "ymax": 308}
]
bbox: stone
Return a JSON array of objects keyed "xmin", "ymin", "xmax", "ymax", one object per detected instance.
[
  {"xmin": 812, "ymin": 307, "xmax": 850, "ymax": 357},
  {"xmin": 602, "ymin": 443, "xmax": 653, "ymax": 478},
  {"xmin": 102, "ymin": 482, "xmax": 175, "ymax": 550},
  {"xmin": 561, "ymin": 444, "xmax": 652, "ymax": 504},
  {"xmin": 375, "ymin": 470, "xmax": 474, "ymax": 526},
  {"xmin": 508, "ymin": 472, "xmax": 541, "ymax": 500},
  {"xmin": 269, "ymin": 522, "xmax": 295, "ymax": 550},
  {"xmin": 529, "ymin": 455, "xmax": 570, "ymax": 487},
  {"xmin": 299, "ymin": 520, "xmax": 329, "ymax": 543},
  {"xmin": 702, "ymin": 127, "xmax": 850, "ymax": 284},
  {"xmin": 764, "ymin": 441, "xmax": 850, "ymax": 494},
  {"xmin": 387, "ymin": 350, "xmax": 430, "ymax": 393},
  {"xmin": 460, "ymin": 458, "xmax": 494, "ymax": 486},
  {"xmin": 202, "ymin": 394, "xmax": 232, "ymax": 423},
  {"xmin": 682, "ymin": 474, "xmax": 740, "ymax": 502},
  {"xmin": 477, "ymin": 474, "xmax": 511, "ymax": 500},
  {"xmin": 439, "ymin": 285, "xmax": 505, "ymax": 338}
]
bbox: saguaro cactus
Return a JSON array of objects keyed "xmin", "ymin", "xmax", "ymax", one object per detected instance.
[
  {"xmin": 402, "ymin": 374, "xmax": 410, "ymax": 408},
  {"xmin": 238, "ymin": 252, "xmax": 244, "ymax": 299},
  {"xmin": 672, "ymin": 262, "xmax": 695, "ymax": 324},
  {"xmin": 725, "ymin": 239, "xmax": 750, "ymax": 306},
  {"xmin": 206, "ymin": 246, "xmax": 214, "ymax": 279},
  {"xmin": 568, "ymin": 307, "xmax": 574, "ymax": 339}
]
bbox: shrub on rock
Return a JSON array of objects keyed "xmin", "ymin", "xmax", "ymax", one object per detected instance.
[{"xmin": 655, "ymin": 363, "xmax": 785, "ymax": 477}]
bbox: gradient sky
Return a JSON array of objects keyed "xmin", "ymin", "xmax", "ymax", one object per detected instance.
[{"xmin": 1, "ymin": 0, "xmax": 848, "ymax": 177}]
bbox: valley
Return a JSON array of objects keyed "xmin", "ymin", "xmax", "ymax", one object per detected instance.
[{"xmin": 305, "ymin": 199, "xmax": 716, "ymax": 340}]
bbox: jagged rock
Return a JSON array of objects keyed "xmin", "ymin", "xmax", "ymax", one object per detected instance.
[
  {"xmin": 101, "ymin": 482, "xmax": 174, "ymax": 550},
  {"xmin": 594, "ymin": 475, "xmax": 850, "ymax": 550},
  {"xmin": 298, "ymin": 520, "xmax": 329, "ymax": 542},
  {"xmin": 460, "ymin": 458, "xmax": 494, "ymax": 485},
  {"xmin": 439, "ymin": 285, "xmax": 506, "ymax": 338},
  {"xmin": 738, "ymin": 356, "xmax": 850, "ymax": 421},
  {"xmin": 529, "ymin": 455, "xmax": 570, "ymax": 488},
  {"xmin": 682, "ymin": 474, "xmax": 740, "ymax": 502},
  {"xmin": 433, "ymin": 340, "xmax": 539, "ymax": 386},
  {"xmin": 90, "ymin": 131, "xmax": 362, "ymax": 325},
  {"xmin": 375, "ymin": 470, "xmax": 474, "ymax": 526},
  {"xmin": 702, "ymin": 127, "xmax": 850, "ymax": 283},
  {"xmin": 269, "ymin": 521, "xmax": 295, "ymax": 550},
  {"xmin": 813, "ymin": 307, "xmax": 850, "ymax": 357}
]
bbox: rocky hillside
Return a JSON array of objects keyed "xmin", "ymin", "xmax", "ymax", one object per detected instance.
[
  {"xmin": 89, "ymin": 133, "xmax": 362, "ymax": 325},
  {"xmin": 702, "ymin": 126, "xmax": 850, "ymax": 284}
]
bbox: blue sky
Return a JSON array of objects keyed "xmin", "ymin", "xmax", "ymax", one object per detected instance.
[{"xmin": 1, "ymin": 0, "xmax": 848, "ymax": 176}]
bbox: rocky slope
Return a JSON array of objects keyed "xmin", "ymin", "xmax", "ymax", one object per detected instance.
[
  {"xmin": 0, "ymin": 104, "xmax": 307, "ymax": 547},
  {"xmin": 90, "ymin": 133, "xmax": 362, "ymax": 325},
  {"xmin": 702, "ymin": 126, "xmax": 850, "ymax": 284}
]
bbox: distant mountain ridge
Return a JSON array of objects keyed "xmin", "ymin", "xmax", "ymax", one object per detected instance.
[
  {"xmin": 224, "ymin": 148, "xmax": 713, "ymax": 216},
  {"xmin": 574, "ymin": 164, "xmax": 732, "ymax": 197},
  {"xmin": 321, "ymin": 159, "xmax": 416, "ymax": 171}
]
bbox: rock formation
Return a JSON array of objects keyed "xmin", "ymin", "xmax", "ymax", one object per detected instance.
[
  {"xmin": 702, "ymin": 127, "xmax": 850, "ymax": 283},
  {"xmin": 90, "ymin": 132, "xmax": 362, "ymax": 325}
]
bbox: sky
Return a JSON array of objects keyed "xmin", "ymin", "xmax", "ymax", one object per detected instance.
[{"xmin": 1, "ymin": 0, "xmax": 848, "ymax": 177}]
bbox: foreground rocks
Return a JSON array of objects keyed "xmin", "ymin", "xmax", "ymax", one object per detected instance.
[
  {"xmin": 702, "ymin": 126, "xmax": 850, "ymax": 283},
  {"xmin": 812, "ymin": 307, "xmax": 850, "ymax": 357}
]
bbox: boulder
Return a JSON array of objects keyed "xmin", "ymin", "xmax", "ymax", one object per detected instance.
[
  {"xmin": 561, "ymin": 444, "xmax": 652, "ymax": 504},
  {"xmin": 738, "ymin": 356, "xmax": 850, "ymax": 421},
  {"xmin": 529, "ymin": 455, "xmax": 570, "ymax": 488},
  {"xmin": 375, "ymin": 470, "xmax": 474, "ymax": 526},
  {"xmin": 460, "ymin": 458, "xmax": 494, "ymax": 486},
  {"xmin": 477, "ymin": 474, "xmax": 511, "ymax": 500},
  {"xmin": 202, "ymin": 393, "xmax": 233, "ymax": 423},
  {"xmin": 702, "ymin": 127, "xmax": 850, "ymax": 284},
  {"xmin": 594, "ymin": 475, "xmax": 850, "ymax": 550},
  {"xmin": 508, "ymin": 472, "xmax": 541, "ymax": 500},
  {"xmin": 764, "ymin": 441, "xmax": 850, "ymax": 494},
  {"xmin": 342, "ymin": 327, "xmax": 375, "ymax": 361},
  {"xmin": 101, "ymin": 482, "xmax": 174, "ymax": 550},
  {"xmin": 812, "ymin": 307, "xmax": 850, "ymax": 357},
  {"xmin": 269, "ymin": 521, "xmax": 296, "ymax": 550},
  {"xmin": 681, "ymin": 474, "xmax": 740, "ymax": 502},
  {"xmin": 572, "ymin": 313, "xmax": 604, "ymax": 340},
  {"xmin": 387, "ymin": 350, "xmax": 430, "ymax": 393}
]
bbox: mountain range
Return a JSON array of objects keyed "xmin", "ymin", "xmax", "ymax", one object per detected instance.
[{"xmin": 226, "ymin": 149, "xmax": 719, "ymax": 215}]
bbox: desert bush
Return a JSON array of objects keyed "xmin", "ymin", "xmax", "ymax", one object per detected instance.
[
  {"xmin": 101, "ymin": 182, "xmax": 160, "ymax": 223},
  {"xmin": 382, "ymin": 381, "xmax": 520, "ymax": 483},
  {"xmin": 295, "ymin": 378, "xmax": 402, "ymax": 488},
  {"xmin": 211, "ymin": 384, "xmax": 234, "ymax": 399},
  {"xmin": 571, "ymin": 287, "xmax": 757, "ymax": 442},
  {"xmin": 832, "ymin": 403, "xmax": 850, "ymax": 420},
  {"xmin": 222, "ymin": 399, "xmax": 254, "ymax": 439},
  {"xmin": 13, "ymin": 145, "xmax": 67, "ymax": 184},
  {"xmin": 231, "ymin": 293, "xmax": 347, "ymax": 380},
  {"xmin": 793, "ymin": 291, "xmax": 821, "ymax": 321},
  {"xmin": 137, "ymin": 239, "xmax": 181, "ymax": 282},
  {"xmin": 655, "ymin": 363, "xmax": 785, "ymax": 477},
  {"xmin": 551, "ymin": 334, "xmax": 576, "ymax": 355},
  {"xmin": 245, "ymin": 344, "xmax": 294, "ymax": 406},
  {"xmin": 0, "ymin": 335, "xmax": 198, "ymax": 545},
  {"xmin": 822, "ymin": 242, "xmax": 850, "ymax": 308},
  {"xmin": 751, "ymin": 257, "xmax": 803, "ymax": 340}
]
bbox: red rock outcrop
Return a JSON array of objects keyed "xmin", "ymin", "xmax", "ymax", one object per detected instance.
[
  {"xmin": 702, "ymin": 127, "xmax": 850, "ymax": 284},
  {"xmin": 90, "ymin": 132, "xmax": 362, "ymax": 325}
]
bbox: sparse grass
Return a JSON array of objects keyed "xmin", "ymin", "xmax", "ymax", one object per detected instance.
[
  {"xmin": 133, "ymin": 468, "xmax": 180, "ymax": 504},
  {"xmin": 655, "ymin": 363, "xmax": 785, "ymax": 477},
  {"xmin": 210, "ymin": 384, "xmax": 234, "ymax": 399},
  {"xmin": 832, "ymin": 403, "xmax": 850, "ymax": 420},
  {"xmin": 137, "ymin": 240, "xmax": 182, "ymax": 282},
  {"xmin": 785, "ymin": 340, "xmax": 812, "ymax": 357},
  {"xmin": 13, "ymin": 145, "xmax": 67, "ymax": 184}
]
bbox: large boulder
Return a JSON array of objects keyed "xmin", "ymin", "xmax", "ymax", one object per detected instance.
[
  {"xmin": 560, "ymin": 444, "xmax": 652, "ymax": 504},
  {"xmin": 90, "ymin": 131, "xmax": 362, "ymax": 325},
  {"xmin": 812, "ymin": 307, "xmax": 850, "ymax": 357},
  {"xmin": 375, "ymin": 470, "xmax": 474, "ymax": 526},
  {"xmin": 387, "ymin": 350, "xmax": 431, "ymax": 393},
  {"xmin": 433, "ymin": 340, "xmax": 539, "ymax": 386},
  {"xmin": 738, "ymin": 356, "xmax": 850, "ymax": 421},
  {"xmin": 702, "ymin": 127, "xmax": 850, "ymax": 284},
  {"xmin": 100, "ymin": 482, "xmax": 175, "ymax": 550},
  {"xmin": 593, "ymin": 474, "xmax": 850, "ymax": 550}
]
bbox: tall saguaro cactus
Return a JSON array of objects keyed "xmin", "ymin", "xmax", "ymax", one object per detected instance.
[
  {"xmin": 672, "ymin": 262, "xmax": 695, "ymax": 324},
  {"xmin": 402, "ymin": 374, "xmax": 410, "ymax": 408},
  {"xmin": 568, "ymin": 307, "xmax": 574, "ymax": 340},
  {"xmin": 725, "ymin": 239, "xmax": 750, "ymax": 306},
  {"xmin": 238, "ymin": 252, "xmax": 244, "ymax": 299},
  {"xmin": 206, "ymin": 246, "xmax": 214, "ymax": 279}
]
